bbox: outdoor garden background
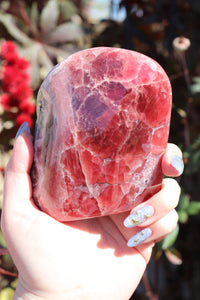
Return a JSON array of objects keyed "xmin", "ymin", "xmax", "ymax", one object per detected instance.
[{"xmin": 1, "ymin": 0, "xmax": 200, "ymax": 299}]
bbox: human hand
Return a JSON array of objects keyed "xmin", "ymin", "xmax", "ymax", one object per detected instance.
[{"xmin": 1, "ymin": 123, "xmax": 183, "ymax": 300}]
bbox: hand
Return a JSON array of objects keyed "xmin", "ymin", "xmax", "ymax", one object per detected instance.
[{"xmin": 1, "ymin": 124, "xmax": 183, "ymax": 300}]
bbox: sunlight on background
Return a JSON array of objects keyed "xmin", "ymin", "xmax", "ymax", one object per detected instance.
[{"xmin": 87, "ymin": 0, "xmax": 126, "ymax": 21}]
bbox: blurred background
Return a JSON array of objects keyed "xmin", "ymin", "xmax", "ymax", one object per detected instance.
[{"xmin": 1, "ymin": 0, "xmax": 200, "ymax": 299}]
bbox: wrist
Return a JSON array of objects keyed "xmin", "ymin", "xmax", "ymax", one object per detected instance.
[{"xmin": 13, "ymin": 277, "xmax": 88, "ymax": 300}]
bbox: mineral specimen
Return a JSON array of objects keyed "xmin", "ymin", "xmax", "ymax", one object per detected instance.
[{"xmin": 31, "ymin": 47, "xmax": 172, "ymax": 221}]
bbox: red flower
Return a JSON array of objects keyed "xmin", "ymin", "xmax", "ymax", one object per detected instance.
[
  {"xmin": 19, "ymin": 101, "xmax": 35, "ymax": 114},
  {"xmin": 11, "ymin": 83, "xmax": 33, "ymax": 103},
  {"xmin": 15, "ymin": 113, "xmax": 33, "ymax": 128},
  {"xmin": 2, "ymin": 66, "xmax": 23, "ymax": 92},
  {"xmin": 0, "ymin": 41, "xmax": 35, "ymax": 129},
  {"xmin": 15, "ymin": 57, "xmax": 30, "ymax": 70},
  {"xmin": 2, "ymin": 65, "xmax": 30, "ymax": 89},
  {"xmin": 0, "ymin": 167, "xmax": 4, "ymax": 173},
  {"xmin": 0, "ymin": 93, "xmax": 12, "ymax": 110},
  {"xmin": 0, "ymin": 41, "xmax": 18, "ymax": 64}
]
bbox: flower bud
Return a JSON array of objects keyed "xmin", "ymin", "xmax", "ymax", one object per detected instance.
[{"xmin": 173, "ymin": 36, "xmax": 191, "ymax": 53}]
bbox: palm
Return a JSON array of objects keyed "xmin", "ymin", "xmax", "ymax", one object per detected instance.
[{"xmin": 14, "ymin": 204, "xmax": 151, "ymax": 300}]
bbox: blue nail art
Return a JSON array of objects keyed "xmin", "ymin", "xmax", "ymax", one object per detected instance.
[
  {"xmin": 171, "ymin": 155, "xmax": 184, "ymax": 175},
  {"xmin": 124, "ymin": 205, "xmax": 154, "ymax": 228},
  {"xmin": 15, "ymin": 121, "xmax": 30, "ymax": 141},
  {"xmin": 127, "ymin": 228, "xmax": 152, "ymax": 247}
]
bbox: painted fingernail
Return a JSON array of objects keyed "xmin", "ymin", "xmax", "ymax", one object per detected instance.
[
  {"xmin": 15, "ymin": 121, "xmax": 30, "ymax": 141},
  {"xmin": 171, "ymin": 155, "xmax": 184, "ymax": 175},
  {"xmin": 124, "ymin": 205, "xmax": 154, "ymax": 228},
  {"xmin": 127, "ymin": 228, "xmax": 152, "ymax": 247}
]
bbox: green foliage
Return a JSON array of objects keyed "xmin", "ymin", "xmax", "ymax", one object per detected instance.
[
  {"xmin": 155, "ymin": 189, "xmax": 200, "ymax": 266},
  {"xmin": 59, "ymin": 0, "xmax": 78, "ymax": 21},
  {"xmin": 157, "ymin": 225, "xmax": 179, "ymax": 251},
  {"xmin": 154, "ymin": 226, "xmax": 182, "ymax": 266},
  {"xmin": 0, "ymin": 0, "xmax": 85, "ymax": 90},
  {"xmin": 177, "ymin": 190, "xmax": 200, "ymax": 223},
  {"xmin": 0, "ymin": 231, "xmax": 6, "ymax": 248},
  {"xmin": 0, "ymin": 279, "xmax": 17, "ymax": 300},
  {"xmin": 40, "ymin": 0, "xmax": 59, "ymax": 35},
  {"xmin": 184, "ymin": 135, "xmax": 200, "ymax": 175},
  {"xmin": 187, "ymin": 201, "xmax": 200, "ymax": 215},
  {"xmin": 164, "ymin": 248, "xmax": 182, "ymax": 265},
  {"xmin": 0, "ymin": 13, "xmax": 32, "ymax": 45},
  {"xmin": 190, "ymin": 77, "xmax": 200, "ymax": 95},
  {"xmin": 0, "ymin": 287, "xmax": 15, "ymax": 300}
]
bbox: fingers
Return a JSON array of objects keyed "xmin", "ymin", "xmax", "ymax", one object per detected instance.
[
  {"xmin": 126, "ymin": 210, "xmax": 178, "ymax": 247},
  {"xmin": 150, "ymin": 209, "xmax": 179, "ymax": 243},
  {"xmin": 124, "ymin": 178, "xmax": 180, "ymax": 228},
  {"xmin": 124, "ymin": 142, "xmax": 184, "ymax": 248},
  {"xmin": 124, "ymin": 178, "xmax": 181, "ymax": 248},
  {"xmin": 162, "ymin": 143, "xmax": 184, "ymax": 177}
]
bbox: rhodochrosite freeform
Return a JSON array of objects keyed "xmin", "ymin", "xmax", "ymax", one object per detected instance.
[{"xmin": 31, "ymin": 47, "xmax": 172, "ymax": 221}]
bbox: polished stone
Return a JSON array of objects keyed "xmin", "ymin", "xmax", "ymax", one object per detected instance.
[{"xmin": 31, "ymin": 47, "xmax": 172, "ymax": 221}]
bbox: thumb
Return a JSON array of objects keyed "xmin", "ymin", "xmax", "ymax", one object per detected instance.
[
  {"xmin": 1, "ymin": 122, "xmax": 39, "ymax": 237},
  {"xmin": 7, "ymin": 122, "xmax": 33, "ymax": 174}
]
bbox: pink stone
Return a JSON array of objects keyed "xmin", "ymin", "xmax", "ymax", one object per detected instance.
[{"xmin": 31, "ymin": 47, "xmax": 172, "ymax": 221}]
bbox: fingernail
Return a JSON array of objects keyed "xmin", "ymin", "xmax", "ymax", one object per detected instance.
[
  {"xmin": 127, "ymin": 228, "xmax": 152, "ymax": 247},
  {"xmin": 124, "ymin": 205, "xmax": 154, "ymax": 228},
  {"xmin": 15, "ymin": 121, "xmax": 30, "ymax": 141},
  {"xmin": 171, "ymin": 155, "xmax": 184, "ymax": 175}
]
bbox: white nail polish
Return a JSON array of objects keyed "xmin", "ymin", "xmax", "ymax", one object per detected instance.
[
  {"xmin": 127, "ymin": 228, "xmax": 152, "ymax": 247},
  {"xmin": 124, "ymin": 206, "xmax": 154, "ymax": 228},
  {"xmin": 171, "ymin": 155, "xmax": 184, "ymax": 175}
]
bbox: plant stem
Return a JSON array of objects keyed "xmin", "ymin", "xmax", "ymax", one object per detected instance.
[
  {"xmin": 142, "ymin": 270, "xmax": 158, "ymax": 300},
  {"xmin": 18, "ymin": 2, "xmax": 40, "ymax": 40},
  {"xmin": 179, "ymin": 52, "xmax": 191, "ymax": 147}
]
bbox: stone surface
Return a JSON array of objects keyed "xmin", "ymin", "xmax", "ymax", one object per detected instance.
[{"xmin": 31, "ymin": 47, "xmax": 172, "ymax": 221}]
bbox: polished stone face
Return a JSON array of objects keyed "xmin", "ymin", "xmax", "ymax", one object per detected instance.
[{"xmin": 31, "ymin": 47, "xmax": 172, "ymax": 221}]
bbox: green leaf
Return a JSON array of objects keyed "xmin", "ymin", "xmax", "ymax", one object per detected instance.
[
  {"xmin": 0, "ymin": 231, "xmax": 6, "ymax": 248},
  {"xmin": 59, "ymin": 1, "xmax": 78, "ymax": 21},
  {"xmin": 165, "ymin": 248, "xmax": 182, "ymax": 265},
  {"xmin": 178, "ymin": 210, "xmax": 189, "ymax": 223},
  {"xmin": 40, "ymin": 0, "xmax": 59, "ymax": 35},
  {"xmin": 153, "ymin": 248, "xmax": 163, "ymax": 261},
  {"xmin": 188, "ymin": 201, "xmax": 200, "ymax": 215},
  {"xmin": 2, "ymin": 253, "xmax": 15, "ymax": 270},
  {"xmin": 185, "ymin": 150, "xmax": 200, "ymax": 175},
  {"xmin": 30, "ymin": 2, "xmax": 39, "ymax": 29},
  {"xmin": 44, "ymin": 44, "xmax": 74, "ymax": 61},
  {"xmin": 177, "ymin": 191, "xmax": 190, "ymax": 211},
  {"xmin": 190, "ymin": 82, "xmax": 200, "ymax": 94},
  {"xmin": 157, "ymin": 225, "xmax": 179, "ymax": 250},
  {"xmin": 192, "ymin": 76, "xmax": 200, "ymax": 84},
  {"xmin": 0, "ymin": 287, "xmax": 15, "ymax": 300},
  {"xmin": 47, "ymin": 22, "xmax": 84, "ymax": 44},
  {"xmin": 38, "ymin": 47, "xmax": 54, "ymax": 79},
  {"xmin": 11, "ymin": 279, "xmax": 18, "ymax": 289},
  {"xmin": 190, "ymin": 77, "xmax": 200, "ymax": 94},
  {"xmin": 0, "ymin": 13, "xmax": 32, "ymax": 46},
  {"xmin": 27, "ymin": 44, "xmax": 41, "ymax": 90},
  {"xmin": 20, "ymin": 43, "xmax": 44, "ymax": 89},
  {"xmin": 183, "ymin": 135, "xmax": 200, "ymax": 175}
]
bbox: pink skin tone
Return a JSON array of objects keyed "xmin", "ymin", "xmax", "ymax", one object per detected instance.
[{"xmin": 1, "ymin": 128, "xmax": 182, "ymax": 300}]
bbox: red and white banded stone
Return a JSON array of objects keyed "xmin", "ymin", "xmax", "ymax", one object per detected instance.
[{"xmin": 31, "ymin": 47, "xmax": 172, "ymax": 221}]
